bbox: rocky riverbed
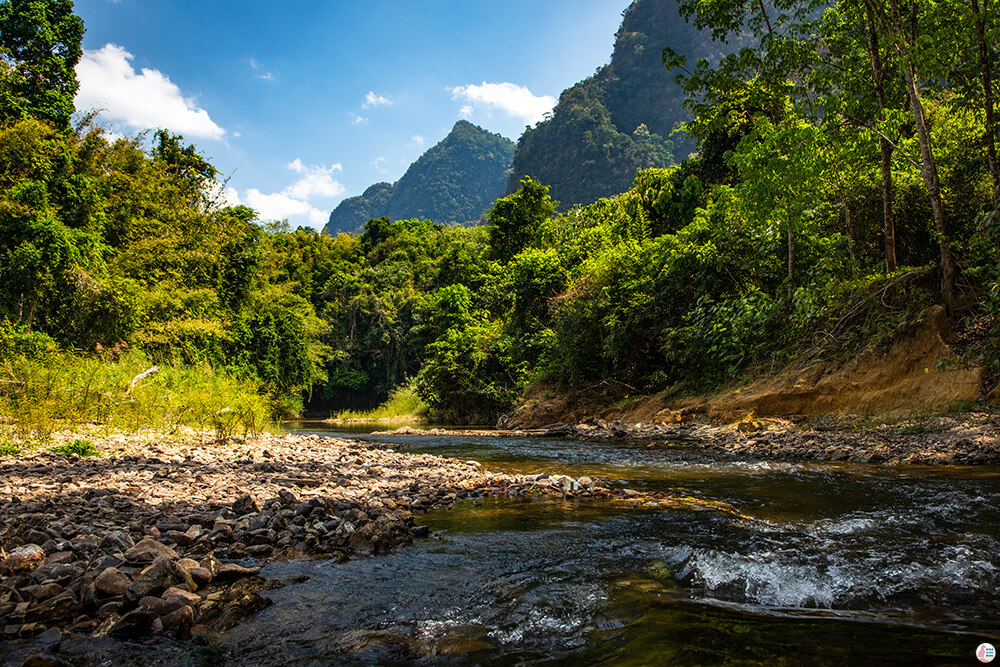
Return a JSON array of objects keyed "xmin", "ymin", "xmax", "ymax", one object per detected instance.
[
  {"xmin": 385, "ymin": 412, "xmax": 1000, "ymax": 464},
  {"xmin": 0, "ymin": 429, "xmax": 632, "ymax": 665}
]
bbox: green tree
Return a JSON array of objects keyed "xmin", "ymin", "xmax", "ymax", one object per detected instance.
[
  {"xmin": 487, "ymin": 177, "xmax": 556, "ymax": 262},
  {"xmin": 0, "ymin": 0, "xmax": 84, "ymax": 129}
]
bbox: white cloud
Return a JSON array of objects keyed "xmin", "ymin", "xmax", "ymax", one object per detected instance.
[
  {"xmin": 449, "ymin": 82, "xmax": 555, "ymax": 125},
  {"xmin": 372, "ymin": 156, "xmax": 388, "ymax": 173},
  {"xmin": 411, "ymin": 135, "xmax": 425, "ymax": 147},
  {"xmin": 348, "ymin": 112, "xmax": 368, "ymax": 125},
  {"xmin": 363, "ymin": 91, "xmax": 392, "ymax": 108},
  {"xmin": 249, "ymin": 57, "xmax": 275, "ymax": 81},
  {"xmin": 283, "ymin": 160, "xmax": 345, "ymax": 199},
  {"xmin": 244, "ymin": 189, "xmax": 328, "ymax": 225},
  {"xmin": 230, "ymin": 160, "xmax": 345, "ymax": 228},
  {"xmin": 75, "ymin": 44, "xmax": 225, "ymax": 140}
]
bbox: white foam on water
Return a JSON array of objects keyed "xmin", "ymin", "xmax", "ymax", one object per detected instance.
[{"xmin": 685, "ymin": 541, "xmax": 1000, "ymax": 610}]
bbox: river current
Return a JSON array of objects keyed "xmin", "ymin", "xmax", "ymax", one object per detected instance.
[{"xmin": 220, "ymin": 425, "xmax": 1000, "ymax": 665}]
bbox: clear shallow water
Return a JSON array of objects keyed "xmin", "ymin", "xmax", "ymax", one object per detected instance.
[{"xmin": 222, "ymin": 425, "xmax": 1000, "ymax": 665}]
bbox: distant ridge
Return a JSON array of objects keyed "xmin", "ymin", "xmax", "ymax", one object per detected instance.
[{"xmin": 324, "ymin": 121, "xmax": 515, "ymax": 235}]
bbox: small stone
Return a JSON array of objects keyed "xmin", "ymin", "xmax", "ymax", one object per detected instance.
[
  {"xmin": 138, "ymin": 595, "xmax": 185, "ymax": 616},
  {"xmin": 23, "ymin": 583, "xmax": 63, "ymax": 602},
  {"xmin": 161, "ymin": 604, "xmax": 194, "ymax": 637},
  {"xmin": 100, "ymin": 531, "xmax": 135, "ymax": 553},
  {"xmin": 185, "ymin": 567, "xmax": 213, "ymax": 587},
  {"xmin": 94, "ymin": 567, "xmax": 130, "ymax": 597},
  {"xmin": 36, "ymin": 626, "xmax": 62, "ymax": 645},
  {"xmin": 1, "ymin": 545, "xmax": 45, "ymax": 575},
  {"xmin": 162, "ymin": 586, "xmax": 200, "ymax": 605},
  {"xmin": 43, "ymin": 552, "xmax": 74, "ymax": 566},
  {"xmin": 232, "ymin": 494, "xmax": 259, "ymax": 516},
  {"xmin": 108, "ymin": 610, "xmax": 156, "ymax": 638},
  {"xmin": 127, "ymin": 556, "xmax": 176, "ymax": 601},
  {"xmin": 124, "ymin": 539, "xmax": 178, "ymax": 563}
]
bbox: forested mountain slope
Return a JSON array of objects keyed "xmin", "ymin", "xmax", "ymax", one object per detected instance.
[
  {"xmin": 324, "ymin": 121, "xmax": 514, "ymax": 234},
  {"xmin": 507, "ymin": 0, "xmax": 738, "ymax": 209}
]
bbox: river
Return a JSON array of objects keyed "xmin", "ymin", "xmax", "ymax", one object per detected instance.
[{"xmin": 220, "ymin": 425, "xmax": 1000, "ymax": 665}]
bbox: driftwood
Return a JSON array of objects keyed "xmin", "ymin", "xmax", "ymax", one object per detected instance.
[{"xmin": 127, "ymin": 366, "xmax": 160, "ymax": 395}]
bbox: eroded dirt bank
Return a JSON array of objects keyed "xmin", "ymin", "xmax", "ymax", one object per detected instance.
[{"xmin": 509, "ymin": 305, "xmax": 987, "ymax": 428}]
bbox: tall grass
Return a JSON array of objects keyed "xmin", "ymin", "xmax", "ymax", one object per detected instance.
[
  {"xmin": 0, "ymin": 349, "xmax": 271, "ymax": 440},
  {"xmin": 335, "ymin": 381, "xmax": 428, "ymax": 421}
]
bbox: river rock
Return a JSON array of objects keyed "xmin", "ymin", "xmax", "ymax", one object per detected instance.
[
  {"xmin": 184, "ymin": 566, "xmax": 213, "ymax": 588},
  {"xmin": 1, "ymin": 544, "xmax": 45, "ymax": 575},
  {"xmin": 232, "ymin": 494, "xmax": 259, "ymax": 516},
  {"xmin": 94, "ymin": 567, "xmax": 130, "ymax": 598},
  {"xmin": 108, "ymin": 609, "xmax": 157, "ymax": 638},
  {"xmin": 161, "ymin": 603, "xmax": 194, "ymax": 637},
  {"xmin": 100, "ymin": 530, "xmax": 135, "ymax": 553},
  {"xmin": 127, "ymin": 556, "xmax": 176, "ymax": 601},
  {"xmin": 25, "ymin": 591, "xmax": 80, "ymax": 625},
  {"xmin": 124, "ymin": 539, "xmax": 178, "ymax": 563},
  {"xmin": 138, "ymin": 595, "xmax": 186, "ymax": 617}
]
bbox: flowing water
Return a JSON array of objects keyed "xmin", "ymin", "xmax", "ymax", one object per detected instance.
[{"xmin": 222, "ymin": 426, "xmax": 1000, "ymax": 665}]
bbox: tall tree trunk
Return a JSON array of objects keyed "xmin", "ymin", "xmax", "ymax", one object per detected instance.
[
  {"xmin": 787, "ymin": 213, "xmax": 795, "ymax": 302},
  {"xmin": 864, "ymin": 2, "xmax": 897, "ymax": 272},
  {"xmin": 973, "ymin": 0, "xmax": 1000, "ymax": 203},
  {"xmin": 867, "ymin": 0, "xmax": 955, "ymax": 314}
]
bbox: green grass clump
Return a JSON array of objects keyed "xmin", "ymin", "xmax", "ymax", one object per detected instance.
[
  {"xmin": 0, "ymin": 440, "xmax": 23, "ymax": 456},
  {"xmin": 49, "ymin": 439, "xmax": 100, "ymax": 457},
  {"xmin": 335, "ymin": 381, "xmax": 428, "ymax": 421}
]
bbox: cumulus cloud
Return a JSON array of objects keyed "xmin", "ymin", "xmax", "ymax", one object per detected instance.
[
  {"xmin": 449, "ymin": 82, "xmax": 555, "ymax": 125},
  {"xmin": 348, "ymin": 112, "xmax": 368, "ymax": 125},
  {"xmin": 284, "ymin": 160, "xmax": 344, "ymax": 199},
  {"xmin": 243, "ymin": 189, "xmax": 329, "ymax": 226},
  {"xmin": 229, "ymin": 160, "xmax": 345, "ymax": 227},
  {"xmin": 372, "ymin": 156, "xmax": 388, "ymax": 173},
  {"xmin": 76, "ymin": 44, "xmax": 225, "ymax": 140},
  {"xmin": 411, "ymin": 135, "xmax": 425, "ymax": 147},
  {"xmin": 363, "ymin": 91, "xmax": 391, "ymax": 108}
]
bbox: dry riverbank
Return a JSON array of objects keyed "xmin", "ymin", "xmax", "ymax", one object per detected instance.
[
  {"xmin": 383, "ymin": 412, "xmax": 1000, "ymax": 464},
  {"xmin": 0, "ymin": 429, "xmax": 632, "ymax": 665}
]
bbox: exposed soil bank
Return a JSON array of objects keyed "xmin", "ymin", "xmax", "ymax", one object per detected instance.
[
  {"xmin": 0, "ymin": 429, "xmax": 634, "ymax": 664},
  {"xmin": 509, "ymin": 305, "xmax": 989, "ymax": 428}
]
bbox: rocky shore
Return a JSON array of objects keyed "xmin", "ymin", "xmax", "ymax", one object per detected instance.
[
  {"xmin": 542, "ymin": 416, "xmax": 1000, "ymax": 464},
  {"xmin": 0, "ymin": 429, "xmax": 631, "ymax": 665},
  {"xmin": 387, "ymin": 413, "xmax": 1000, "ymax": 464}
]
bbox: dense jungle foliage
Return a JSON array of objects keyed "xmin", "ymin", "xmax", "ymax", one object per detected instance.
[{"xmin": 4, "ymin": 0, "xmax": 1000, "ymax": 431}]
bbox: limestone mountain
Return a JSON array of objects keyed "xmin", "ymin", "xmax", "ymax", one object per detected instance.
[
  {"xmin": 325, "ymin": 121, "xmax": 515, "ymax": 234},
  {"xmin": 508, "ymin": 0, "xmax": 739, "ymax": 209}
]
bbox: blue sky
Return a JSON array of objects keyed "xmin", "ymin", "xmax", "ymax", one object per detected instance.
[{"xmin": 71, "ymin": 0, "xmax": 633, "ymax": 229}]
